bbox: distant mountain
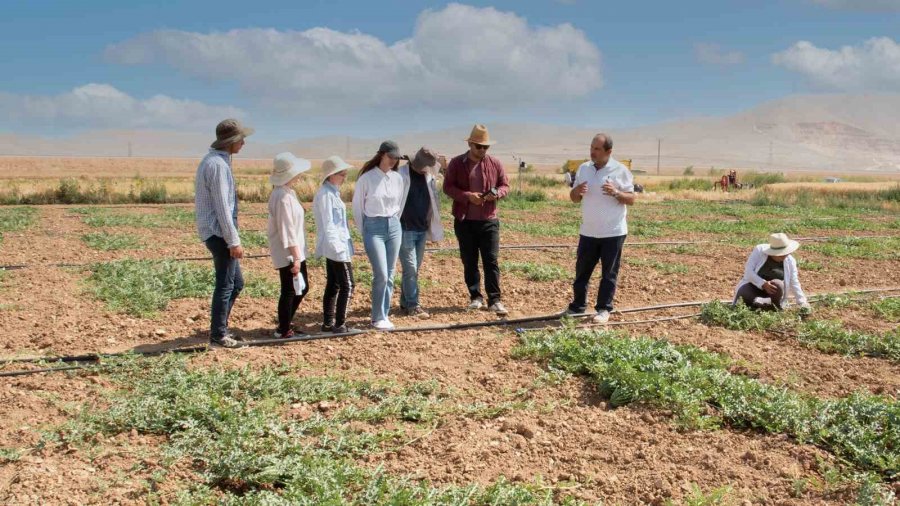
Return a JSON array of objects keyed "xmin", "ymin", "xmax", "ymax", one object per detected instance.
[{"xmin": 2, "ymin": 94, "xmax": 898, "ymax": 173}]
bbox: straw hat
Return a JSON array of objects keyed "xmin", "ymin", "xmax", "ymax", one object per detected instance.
[
  {"xmin": 321, "ymin": 155, "xmax": 354, "ymax": 182},
  {"xmin": 211, "ymin": 118, "xmax": 254, "ymax": 150},
  {"xmin": 270, "ymin": 152, "xmax": 311, "ymax": 186},
  {"xmin": 464, "ymin": 124, "xmax": 497, "ymax": 145},
  {"xmin": 759, "ymin": 233, "xmax": 800, "ymax": 256}
]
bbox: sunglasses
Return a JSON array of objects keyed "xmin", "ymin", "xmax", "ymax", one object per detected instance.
[{"xmin": 472, "ymin": 143, "xmax": 490, "ymax": 150}]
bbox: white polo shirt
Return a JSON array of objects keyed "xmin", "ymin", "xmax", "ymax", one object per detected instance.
[{"xmin": 575, "ymin": 158, "xmax": 634, "ymax": 239}]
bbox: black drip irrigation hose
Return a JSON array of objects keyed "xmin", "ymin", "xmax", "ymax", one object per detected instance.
[
  {"xmin": 1, "ymin": 234, "xmax": 897, "ymax": 271},
  {"xmin": 2, "ymin": 287, "xmax": 897, "ymax": 378}
]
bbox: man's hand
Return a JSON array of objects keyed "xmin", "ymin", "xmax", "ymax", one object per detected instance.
[
  {"xmin": 229, "ymin": 245, "xmax": 244, "ymax": 259},
  {"xmin": 762, "ymin": 280, "xmax": 778, "ymax": 295},
  {"xmin": 602, "ymin": 180, "xmax": 619, "ymax": 197},
  {"xmin": 483, "ymin": 192, "xmax": 497, "ymax": 202},
  {"xmin": 574, "ymin": 181, "xmax": 588, "ymax": 197},
  {"xmin": 467, "ymin": 192, "xmax": 484, "ymax": 205}
]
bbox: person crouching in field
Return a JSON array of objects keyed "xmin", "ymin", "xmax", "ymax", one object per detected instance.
[
  {"xmin": 313, "ymin": 156, "xmax": 356, "ymax": 334},
  {"xmin": 733, "ymin": 233, "xmax": 811, "ymax": 312},
  {"xmin": 267, "ymin": 152, "xmax": 312, "ymax": 339},
  {"xmin": 397, "ymin": 147, "xmax": 447, "ymax": 318},
  {"xmin": 195, "ymin": 118, "xmax": 253, "ymax": 348}
]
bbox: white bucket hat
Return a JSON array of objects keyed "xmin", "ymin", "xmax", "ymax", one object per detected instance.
[
  {"xmin": 321, "ymin": 155, "xmax": 354, "ymax": 183},
  {"xmin": 270, "ymin": 152, "xmax": 311, "ymax": 186},
  {"xmin": 759, "ymin": 232, "xmax": 800, "ymax": 256}
]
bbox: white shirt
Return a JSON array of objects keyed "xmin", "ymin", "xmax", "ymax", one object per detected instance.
[
  {"xmin": 313, "ymin": 181, "xmax": 354, "ymax": 262},
  {"xmin": 733, "ymin": 245, "xmax": 808, "ymax": 307},
  {"xmin": 352, "ymin": 168, "xmax": 404, "ymax": 236},
  {"xmin": 267, "ymin": 186, "xmax": 306, "ymax": 269},
  {"xmin": 575, "ymin": 158, "xmax": 634, "ymax": 238}
]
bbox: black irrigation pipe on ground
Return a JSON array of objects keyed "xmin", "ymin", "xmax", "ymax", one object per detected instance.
[
  {"xmin": 2, "ymin": 234, "xmax": 897, "ymax": 272},
  {"xmin": 2, "ymin": 287, "xmax": 897, "ymax": 378}
]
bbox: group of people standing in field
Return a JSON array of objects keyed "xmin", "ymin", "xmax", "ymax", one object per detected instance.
[{"xmin": 195, "ymin": 119, "xmax": 810, "ymax": 348}]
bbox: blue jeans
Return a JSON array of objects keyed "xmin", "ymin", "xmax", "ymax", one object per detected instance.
[
  {"xmin": 204, "ymin": 235, "xmax": 244, "ymax": 339},
  {"xmin": 399, "ymin": 230, "xmax": 427, "ymax": 309},
  {"xmin": 363, "ymin": 216, "xmax": 401, "ymax": 322}
]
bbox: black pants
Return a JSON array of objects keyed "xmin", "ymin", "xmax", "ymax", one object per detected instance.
[
  {"xmin": 277, "ymin": 261, "xmax": 309, "ymax": 333},
  {"xmin": 323, "ymin": 259, "xmax": 354, "ymax": 327},
  {"xmin": 568, "ymin": 234, "xmax": 627, "ymax": 313},
  {"xmin": 454, "ymin": 218, "xmax": 501, "ymax": 305},
  {"xmin": 735, "ymin": 280, "xmax": 784, "ymax": 310}
]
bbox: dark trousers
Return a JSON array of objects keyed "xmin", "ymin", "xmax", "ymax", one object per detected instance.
[
  {"xmin": 735, "ymin": 280, "xmax": 784, "ymax": 310},
  {"xmin": 454, "ymin": 219, "xmax": 501, "ymax": 305},
  {"xmin": 277, "ymin": 261, "xmax": 309, "ymax": 333},
  {"xmin": 204, "ymin": 236, "xmax": 244, "ymax": 339},
  {"xmin": 568, "ymin": 234, "xmax": 627, "ymax": 313},
  {"xmin": 323, "ymin": 259, "xmax": 354, "ymax": 327}
]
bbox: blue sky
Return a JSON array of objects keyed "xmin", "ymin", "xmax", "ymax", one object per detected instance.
[{"xmin": 1, "ymin": 0, "xmax": 898, "ymax": 141}]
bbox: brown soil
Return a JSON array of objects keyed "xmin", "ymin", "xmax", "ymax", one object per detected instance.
[{"xmin": 0, "ymin": 203, "xmax": 897, "ymax": 504}]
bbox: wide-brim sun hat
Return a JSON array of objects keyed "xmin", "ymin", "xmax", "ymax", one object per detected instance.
[
  {"xmin": 211, "ymin": 118, "xmax": 255, "ymax": 150},
  {"xmin": 464, "ymin": 124, "xmax": 497, "ymax": 146},
  {"xmin": 321, "ymin": 155, "xmax": 354, "ymax": 182},
  {"xmin": 410, "ymin": 147, "xmax": 439, "ymax": 173},
  {"xmin": 270, "ymin": 152, "xmax": 311, "ymax": 186},
  {"xmin": 759, "ymin": 232, "xmax": 800, "ymax": 256}
]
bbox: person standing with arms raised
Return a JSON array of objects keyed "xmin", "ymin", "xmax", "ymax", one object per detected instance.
[
  {"xmin": 565, "ymin": 133, "xmax": 636, "ymax": 323},
  {"xmin": 194, "ymin": 119, "xmax": 254, "ymax": 348},
  {"xmin": 442, "ymin": 125, "xmax": 510, "ymax": 316}
]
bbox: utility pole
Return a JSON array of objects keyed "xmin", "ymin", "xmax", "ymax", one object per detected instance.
[{"xmin": 656, "ymin": 138, "xmax": 661, "ymax": 175}]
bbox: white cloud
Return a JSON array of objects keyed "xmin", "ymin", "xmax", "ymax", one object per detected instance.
[
  {"xmin": 103, "ymin": 3, "xmax": 602, "ymax": 112},
  {"xmin": 0, "ymin": 83, "xmax": 246, "ymax": 129},
  {"xmin": 772, "ymin": 37, "xmax": 900, "ymax": 91},
  {"xmin": 694, "ymin": 43, "xmax": 744, "ymax": 66},
  {"xmin": 808, "ymin": 0, "xmax": 900, "ymax": 11}
]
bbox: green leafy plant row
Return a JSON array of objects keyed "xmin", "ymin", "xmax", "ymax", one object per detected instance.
[
  {"xmin": 513, "ymin": 326, "xmax": 900, "ymax": 479},
  {"xmin": 86, "ymin": 259, "xmax": 278, "ymax": 317}
]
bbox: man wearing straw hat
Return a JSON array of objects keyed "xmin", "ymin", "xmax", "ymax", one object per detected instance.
[
  {"xmin": 195, "ymin": 118, "xmax": 254, "ymax": 348},
  {"xmin": 443, "ymin": 124, "xmax": 510, "ymax": 316}
]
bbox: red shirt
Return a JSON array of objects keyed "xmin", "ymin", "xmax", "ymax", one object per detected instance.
[{"xmin": 442, "ymin": 152, "xmax": 510, "ymax": 221}]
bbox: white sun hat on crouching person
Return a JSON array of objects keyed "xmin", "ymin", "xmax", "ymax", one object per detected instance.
[
  {"xmin": 270, "ymin": 152, "xmax": 312, "ymax": 186},
  {"xmin": 759, "ymin": 233, "xmax": 800, "ymax": 256}
]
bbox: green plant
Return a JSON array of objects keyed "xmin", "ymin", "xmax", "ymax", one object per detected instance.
[
  {"xmin": 240, "ymin": 230, "xmax": 269, "ymax": 248},
  {"xmin": 682, "ymin": 166, "xmax": 694, "ymax": 176},
  {"xmin": 870, "ymin": 297, "xmax": 900, "ymax": 322},
  {"xmin": 81, "ymin": 232, "xmax": 143, "ymax": 251},
  {"xmin": 502, "ymin": 261, "xmax": 568, "ymax": 282},
  {"xmin": 514, "ymin": 325, "xmax": 900, "ymax": 477},
  {"xmin": 626, "ymin": 257, "xmax": 690, "ymax": 275},
  {"xmin": 0, "ymin": 206, "xmax": 37, "ymax": 243},
  {"xmin": 86, "ymin": 259, "xmax": 277, "ymax": 317}
]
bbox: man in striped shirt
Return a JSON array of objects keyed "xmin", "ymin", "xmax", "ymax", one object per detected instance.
[{"xmin": 195, "ymin": 119, "xmax": 254, "ymax": 348}]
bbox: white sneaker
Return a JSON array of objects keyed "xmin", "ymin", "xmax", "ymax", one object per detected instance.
[
  {"xmin": 467, "ymin": 298, "xmax": 484, "ymax": 310},
  {"xmin": 489, "ymin": 301, "xmax": 509, "ymax": 316},
  {"xmin": 591, "ymin": 310, "xmax": 610, "ymax": 324},
  {"xmin": 372, "ymin": 319, "xmax": 395, "ymax": 330}
]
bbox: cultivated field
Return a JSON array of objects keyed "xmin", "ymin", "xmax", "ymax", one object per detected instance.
[{"xmin": 0, "ymin": 158, "xmax": 898, "ymax": 505}]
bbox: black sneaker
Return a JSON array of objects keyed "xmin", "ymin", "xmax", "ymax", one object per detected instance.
[{"xmin": 321, "ymin": 323, "xmax": 335, "ymax": 332}]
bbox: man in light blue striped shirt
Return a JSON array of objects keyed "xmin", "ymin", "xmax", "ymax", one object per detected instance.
[{"xmin": 195, "ymin": 118, "xmax": 254, "ymax": 348}]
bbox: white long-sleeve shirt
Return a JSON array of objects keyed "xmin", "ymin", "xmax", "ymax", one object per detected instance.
[
  {"xmin": 733, "ymin": 245, "xmax": 808, "ymax": 307},
  {"xmin": 267, "ymin": 186, "xmax": 306, "ymax": 269},
  {"xmin": 352, "ymin": 168, "xmax": 404, "ymax": 236},
  {"xmin": 313, "ymin": 182, "xmax": 354, "ymax": 262}
]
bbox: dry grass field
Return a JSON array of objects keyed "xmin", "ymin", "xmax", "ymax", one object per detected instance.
[{"xmin": 0, "ymin": 157, "xmax": 898, "ymax": 504}]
